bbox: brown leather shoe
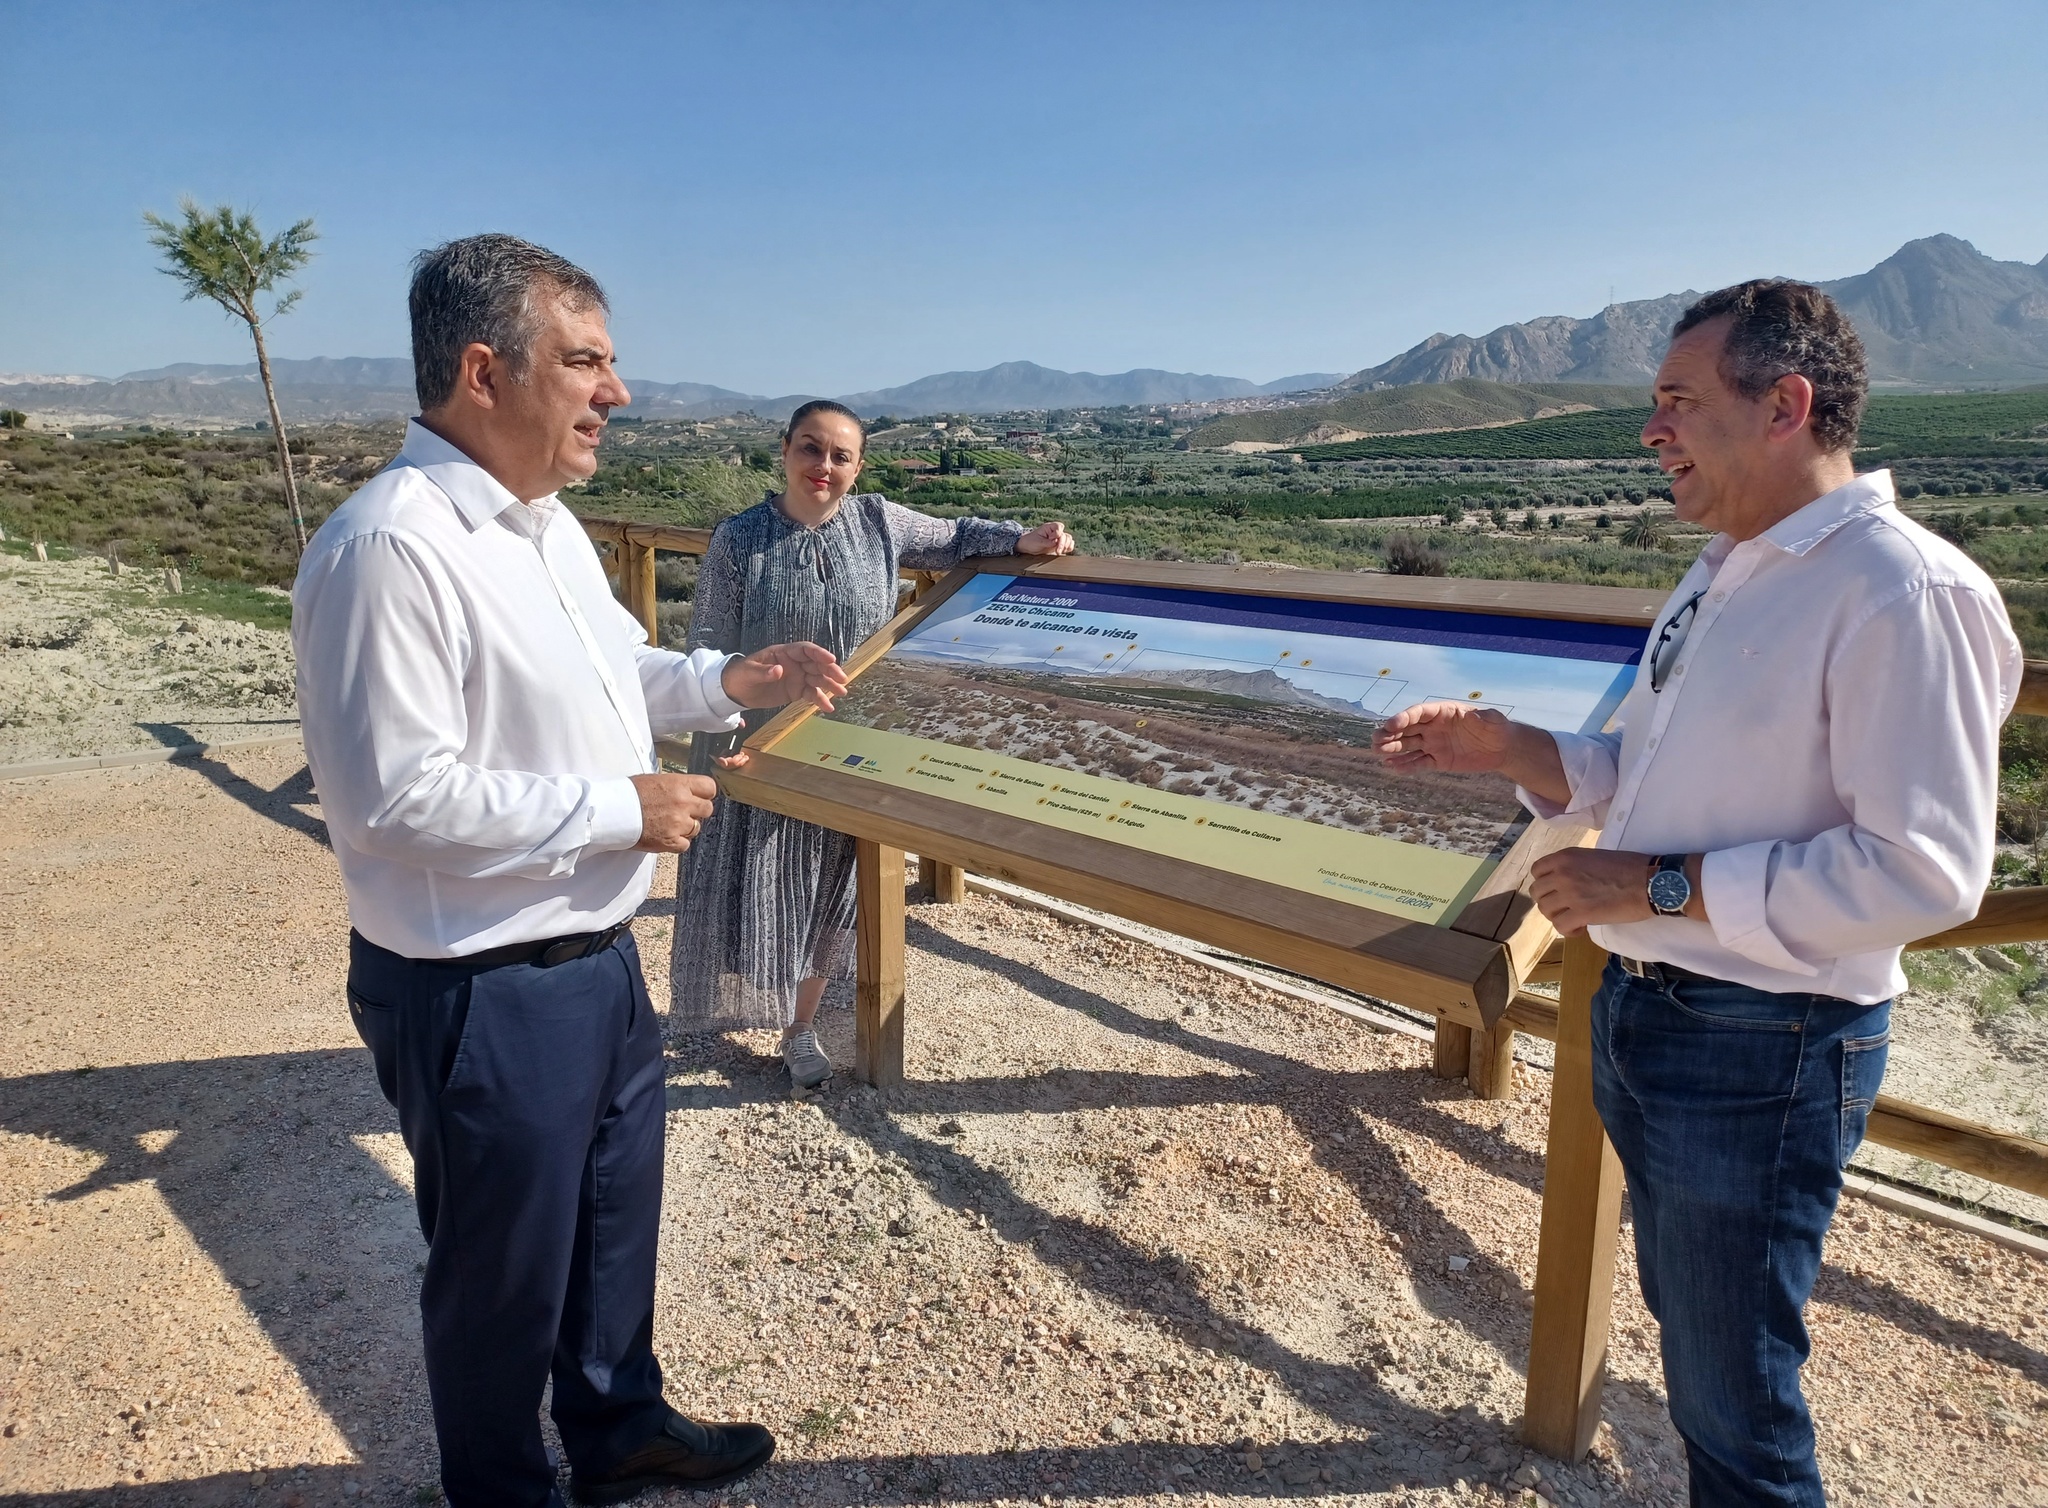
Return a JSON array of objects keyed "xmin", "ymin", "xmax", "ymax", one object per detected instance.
[{"xmin": 570, "ymin": 1409, "xmax": 776, "ymax": 1505}]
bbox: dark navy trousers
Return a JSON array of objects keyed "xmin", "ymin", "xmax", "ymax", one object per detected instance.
[{"xmin": 348, "ymin": 929, "xmax": 671, "ymax": 1508}]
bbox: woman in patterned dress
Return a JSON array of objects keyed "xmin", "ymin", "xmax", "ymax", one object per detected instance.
[{"xmin": 670, "ymin": 400, "xmax": 1073, "ymax": 1084}]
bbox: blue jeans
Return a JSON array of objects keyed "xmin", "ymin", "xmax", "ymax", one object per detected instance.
[
  {"xmin": 348, "ymin": 929, "xmax": 672, "ymax": 1508},
  {"xmin": 1591, "ymin": 959, "xmax": 1890, "ymax": 1508}
]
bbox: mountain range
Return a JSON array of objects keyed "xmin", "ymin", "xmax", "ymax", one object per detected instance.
[
  {"xmin": 6, "ymin": 234, "xmax": 2042, "ymax": 427},
  {"xmin": 1108, "ymin": 664, "xmax": 1375, "ymax": 719},
  {"xmin": 0, "ymin": 358, "xmax": 1344, "ymax": 427},
  {"xmin": 1344, "ymin": 235, "xmax": 2048, "ymax": 390}
]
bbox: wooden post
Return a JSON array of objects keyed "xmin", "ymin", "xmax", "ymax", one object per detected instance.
[
  {"xmin": 1468, "ymin": 1017, "xmax": 1516, "ymax": 1100},
  {"xmin": 923, "ymin": 856, "xmax": 967, "ymax": 905},
  {"xmin": 623, "ymin": 540, "xmax": 659, "ymax": 645},
  {"xmin": 1432, "ymin": 1018, "xmax": 1473, "ymax": 1079},
  {"xmin": 856, "ymin": 840, "xmax": 907, "ymax": 1088},
  {"xmin": 1522, "ymin": 934, "xmax": 1623, "ymax": 1461}
]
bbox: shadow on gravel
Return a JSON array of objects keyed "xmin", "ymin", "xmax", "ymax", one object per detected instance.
[
  {"xmin": 5, "ymin": 922, "xmax": 2026, "ymax": 1506},
  {"xmin": 135, "ymin": 724, "xmax": 329, "ymax": 849},
  {"xmin": 0, "ymin": 1050, "xmax": 431, "ymax": 1506}
]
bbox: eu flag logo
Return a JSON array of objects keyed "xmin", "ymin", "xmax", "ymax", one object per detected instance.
[{"xmin": 843, "ymin": 754, "xmax": 865, "ymax": 767}]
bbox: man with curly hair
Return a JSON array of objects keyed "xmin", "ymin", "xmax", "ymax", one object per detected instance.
[{"xmin": 1378, "ymin": 280, "xmax": 2020, "ymax": 1506}]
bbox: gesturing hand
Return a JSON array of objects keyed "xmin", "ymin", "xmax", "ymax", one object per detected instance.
[
  {"xmin": 1016, "ymin": 520, "xmax": 1075, "ymax": 556},
  {"xmin": 630, "ymin": 772, "xmax": 718, "ymax": 853},
  {"xmin": 721, "ymin": 641, "xmax": 850, "ymax": 712},
  {"xmin": 1374, "ymin": 702, "xmax": 1514, "ymax": 773}
]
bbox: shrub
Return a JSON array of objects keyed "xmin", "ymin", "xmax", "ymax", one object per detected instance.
[
  {"xmin": 1619, "ymin": 510, "xmax": 1666, "ymax": 549},
  {"xmin": 1595, "ymin": 512, "xmax": 1613, "ymax": 530},
  {"xmin": 1385, "ymin": 534, "xmax": 1447, "ymax": 576},
  {"xmin": 1930, "ymin": 512, "xmax": 1982, "ymax": 545}
]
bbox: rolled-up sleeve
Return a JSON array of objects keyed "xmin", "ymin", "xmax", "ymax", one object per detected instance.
[
  {"xmin": 1517, "ymin": 729, "xmax": 1623, "ymax": 822},
  {"xmin": 882, "ymin": 498, "xmax": 1026, "ymax": 571},
  {"xmin": 1702, "ymin": 583, "xmax": 2018, "ymax": 974},
  {"xmin": 296, "ymin": 532, "xmax": 639, "ymax": 879}
]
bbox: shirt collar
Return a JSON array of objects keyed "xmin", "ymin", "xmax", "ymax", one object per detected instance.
[
  {"xmin": 397, "ymin": 419, "xmax": 560, "ymax": 532},
  {"xmin": 1751, "ymin": 469, "xmax": 1895, "ymax": 557}
]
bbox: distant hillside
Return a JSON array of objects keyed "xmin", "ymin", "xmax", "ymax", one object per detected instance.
[
  {"xmin": 1109, "ymin": 666, "xmax": 1371, "ymax": 718},
  {"xmin": 1183, "ymin": 379, "xmax": 1647, "ymax": 450},
  {"xmin": 1298, "ymin": 407, "xmax": 1657, "ymax": 462},
  {"xmin": 1253, "ymin": 372, "xmax": 1347, "ymax": 395},
  {"xmin": 619, "ymin": 379, "xmax": 794, "ymax": 421},
  {"xmin": 1342, "ymin": 299, "xmax": 1698, "ymax": 390},
  {"xmin": 1, "ymin": 357, "xmax": 1334, "ymax": 427},
  {"xmin": 837, "ymin": 361, "xmax": 1317, "ymax": 416},
  {"xmin": 1343, "ymin": 236, "xmax": 2048, "ymax": 391},
  {"xmin": 1291, "ymin": 386, "xmax": 2048, "ymax": 464},
  {"xmin": 117, "ymin": 356, "xmax": 417, "ymax": 388}
]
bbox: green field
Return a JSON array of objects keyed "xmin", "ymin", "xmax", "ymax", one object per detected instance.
[
  {"xmin": 1181, "ymin": 378, "xmax": 1648, "ymax": 450},
  {"xmin": 1860, "ymin": 388, "xmax": 2048, "ymax": 444},
  {"xmin": 1298, "ymin": 386, "xmax": 2048, "ymax": 464},
  {"xmin": 1299, "ymin": 408, "xmax": 1656, "ymax": 462}
]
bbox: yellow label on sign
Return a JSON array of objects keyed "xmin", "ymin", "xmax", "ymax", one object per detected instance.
[{"xmin": 775, "ymin": 719, "xmax": 1493, "ymax": 925}]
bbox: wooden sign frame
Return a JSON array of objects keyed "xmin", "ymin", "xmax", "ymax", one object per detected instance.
[{"xmin": 719, "ymin": 554, "xmax": 1664, "ymax": 1042}]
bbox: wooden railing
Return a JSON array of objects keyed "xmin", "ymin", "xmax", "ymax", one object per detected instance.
[{"xmin": 576, "ymin": 508, "xmax": 2048, "ymax": 1210}]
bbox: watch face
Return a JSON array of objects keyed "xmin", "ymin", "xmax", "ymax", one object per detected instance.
[{"xmin": 1648, "ymin": 869, "xmax": 1691, "ymax": 913}]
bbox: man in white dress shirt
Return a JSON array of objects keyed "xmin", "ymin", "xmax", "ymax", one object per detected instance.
[
  {"xmin": 294, "ymin": 235, "xmax": 848, "ymax": 1508},
  {"xmin": 1377, "ymin": 280, "xmax": 2018, "ymax": 1507}
]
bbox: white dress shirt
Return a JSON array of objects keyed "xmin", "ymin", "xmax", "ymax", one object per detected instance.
[
  {"xmin": 1521, "ymin": 471, "xmax": 2020, "ymax": 1003},
  {"xmin": 293, "ymin": 420, "xmax": 743, "ymax": 958}
]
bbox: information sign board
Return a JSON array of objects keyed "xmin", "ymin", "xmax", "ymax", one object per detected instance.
[
  {"xmin": 723, "ymin": 558, "xmax": 1663, "ymax": 1025},
  {"xmin": 789, "ymin": 572, "xmax": 1643, "ymax": 927}
]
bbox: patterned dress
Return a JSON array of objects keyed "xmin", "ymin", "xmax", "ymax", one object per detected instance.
[{"xmin": 669, "ymin": 492, "xmax": 1025, "ymax": 1030}]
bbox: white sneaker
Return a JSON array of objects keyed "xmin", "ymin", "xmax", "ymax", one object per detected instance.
[{"xmin": 783, "ymin": 1028, "xmax": 832, "ymax": 1089}]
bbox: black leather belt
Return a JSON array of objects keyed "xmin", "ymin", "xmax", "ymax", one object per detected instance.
[{"xmin": 450, "ymin": 922, "xmax": 629, "ymax": 971}]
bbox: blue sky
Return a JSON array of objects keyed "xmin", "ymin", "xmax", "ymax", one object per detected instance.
[
  {"xmin": 3, "ymin": 1, "xmax": 2044, "ymax": 394},
  {"xmin": 897, "ymin": 575, "xmax": 1634, "ymax": 733}
]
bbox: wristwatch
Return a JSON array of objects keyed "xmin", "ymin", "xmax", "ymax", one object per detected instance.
[{"xmin": 1647, "ymin": 854, "xmax": 1692, "ymax": 917}]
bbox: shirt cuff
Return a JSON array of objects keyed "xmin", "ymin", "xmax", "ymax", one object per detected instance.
[
  {"xmin": 1701, "ymin": 841, "xmax": 1820, "ymax": 977},
  {"xmin": 699, "ymin": 653, "xmax": 745, "ymax": 724},
  {"xmin": 586, "ymin": 775, "xmax": 646, "ymax": 853},
  {"xmin": 1515, "ymin": 731, "xmax": 1618, "ymax": 821}
]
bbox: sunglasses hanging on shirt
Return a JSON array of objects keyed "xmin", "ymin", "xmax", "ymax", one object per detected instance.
[{"xmin": 1650, "ymin": 589, "xmax": 1705, "ymax": 693}]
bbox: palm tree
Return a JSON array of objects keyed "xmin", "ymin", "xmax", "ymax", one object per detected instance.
[
  {"xmin": 1620, "ymin": 508, "xmax": 1667, "ymax": 550},
  {"xmin": 144, "ymin": 200, "xmax": 318, "ymax": 552}
]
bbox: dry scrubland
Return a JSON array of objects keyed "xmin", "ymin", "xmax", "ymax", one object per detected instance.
[
  {"xmin": 0, "ymin": 554, "xmax": 297, "ymax": 766},
  {"xmin": 2, "ymin": 747, "xmax": 2046, "ymax": 1508}
]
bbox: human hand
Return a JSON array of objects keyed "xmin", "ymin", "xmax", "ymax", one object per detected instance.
[
  {"xmin": 630, "ymin": 772, "xmax": 718, "ymax": 853},
  {"xmin": 721, "ymin": 642, "xmax": 850, "ymax": 712},
  {"xmin": 1375, "ymin": 702, "xmax": 1515, "ymax": 773},
  {"xmin": 1016, "ymin": 521, "xmax": 1075, "ymax": 556},
  {"xmin": 1530, "ymin": 849, "xmax": 1657, "ymax": 936}
]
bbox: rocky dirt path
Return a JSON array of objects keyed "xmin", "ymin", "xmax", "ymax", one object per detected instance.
[{"xmin": 2, "ymin": 746, "xmax": 2046, "ymax": 1508}]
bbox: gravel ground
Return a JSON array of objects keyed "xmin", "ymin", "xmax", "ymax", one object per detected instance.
[
  {"xmin": 0, "ymin": 555, "xmax": 299, "ymax": 766},
  {"xmin": 3, "ymin": 747, "xmax": 2046, "ymax": 1508}
]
